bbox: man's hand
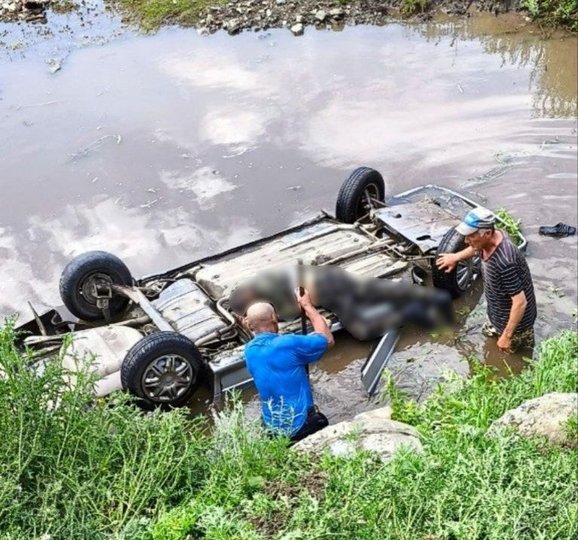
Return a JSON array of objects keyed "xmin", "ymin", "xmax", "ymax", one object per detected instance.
[
  {"xmin": 294, "ymin": 287, "xmax": 334, "ymax": 347},
  {"xmin": 497, "ymin": 333, "xmax": 513, "ymax": 353},
  {"xmin": 295, "ymin": 287, "xmax": 314, "ymax": 310},
  {"xmin": 436, "ymin": 253, "xmax": 460, "ymax": 273}
]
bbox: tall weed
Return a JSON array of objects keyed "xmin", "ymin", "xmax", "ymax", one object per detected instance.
[
  {"xmin": 0, "ymin": 321, "xmax": 209, "ymax": 539},
  {"xmin": 2, "ymin": 320, "xmax": 576, "ymax": 539},
  {"xmin": 231, "ymin": 331, "xmax": 577, "ymax": 539},
  {"xmin": 521, "ymin": 0, "xmax": 578, "ymax": 31}
]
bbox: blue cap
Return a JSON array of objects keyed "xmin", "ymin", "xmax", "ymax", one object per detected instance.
[{"xmin": 456, "ymin": 208, "xmax": 496, "ymax": 236}]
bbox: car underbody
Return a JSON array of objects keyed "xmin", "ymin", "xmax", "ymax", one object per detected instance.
[{"xmin": 16, "ymin": 173, "xmax": 527, "ymax": 409}]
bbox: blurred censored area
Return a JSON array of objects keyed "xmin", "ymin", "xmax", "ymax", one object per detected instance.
[{"xmin": 229, "ymin": 265, "xmax": 453, "ymax": 340}]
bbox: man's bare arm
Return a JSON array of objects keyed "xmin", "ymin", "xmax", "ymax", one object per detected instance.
[
  {"xmin": 302, "ymin": 305, "xmax": 335, "ymax": 348},
  {"xmin": 296, "ymin": 288, "xmax": 335, "ymax": 348},
  {"xmin": 436, "ymin": 246, "xmax": 477, "ymax": 273},
  {"xmin": 497, "ymin": 291, "xmax": 527, "ymax": 351}
]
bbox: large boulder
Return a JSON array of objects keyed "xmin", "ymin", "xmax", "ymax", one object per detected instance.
[
  {"xmin": 293, "ymin": 407, "xmax": 422, "ymax": 461},
  {"xmin": 490, "ymin": 392, "xmax": 578, "ymax": 446}
]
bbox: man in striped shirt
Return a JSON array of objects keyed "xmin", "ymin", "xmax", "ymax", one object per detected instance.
[{"xmin": 436, "ymin": 208, "xmax": 537, "ymax": 353}]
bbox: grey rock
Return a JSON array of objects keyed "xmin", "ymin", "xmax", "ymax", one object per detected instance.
[
  {"xmin": 315, "ymin": 9, "xmax": 326, "ymax": 22},
  {"xmin": 490, "ymin": 392, "xmax": 578, "ymax": 446},
  {"xmin": 47, "ymin": 58, "xmax": 62, "ymax": 74},
  {"xmin": 225, "ymin": 18, "xmax": 241, "ymax": 34},
  {"xmin": 293, "ymin": 407, "xmax": 423, "ymax": 461},
  {"xmin": 290, "ymin": 22, "xmax": 303, "ymax": 35},
  {"xmin": 275, "ymin": 0, "xmax": 286, "ymax": 4},
  {"xmin": 24, "ymin": 0, "xmax": 47, "ymax": 9},
  {"xmin": 329, "ymin": 7, "xmax": 345, "ymax": 19}
]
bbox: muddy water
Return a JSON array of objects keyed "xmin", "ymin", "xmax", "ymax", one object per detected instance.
[{"xmin": 1, "ymin": 13, "xmax": 576, "ymax": 422}]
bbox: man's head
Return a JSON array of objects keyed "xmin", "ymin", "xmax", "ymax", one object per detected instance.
[
  {"xmin": 244, "ymin": 302, "xmax": 279, "ymax": 334},
  {"xmin": 456, "ymin": 208, "xmax": 497, "ymax": 251}
]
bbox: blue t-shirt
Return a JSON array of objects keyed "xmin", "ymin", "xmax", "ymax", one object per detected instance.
[{"xmin": 244, "ymin": 332, "xmax": 329, "ymax": 436}]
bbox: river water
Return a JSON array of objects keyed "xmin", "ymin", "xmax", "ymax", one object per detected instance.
[{"xmin": 1, "ymin": 9, "xmax": 576, "ymax": 421}]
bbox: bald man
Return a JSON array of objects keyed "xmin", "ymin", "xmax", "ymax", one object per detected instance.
[{"xmin": 244, "ymin": 289, "xmax": 334, "ymax": 441}]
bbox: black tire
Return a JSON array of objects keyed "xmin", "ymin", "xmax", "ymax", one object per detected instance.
[
  {"xmin": 121, "ymin": 332, "xmax": 203, "ymax": 409},
  {"xmin": 432, "ymin": 227, "xmax": 480, "ymax": 298},
  {"xmin": 335, "ymin": 167, "xmax": 386, "ymax": 223},
  {"xmin": 59, "ymin": 251, "xmax": 132, "ymax": 321}
]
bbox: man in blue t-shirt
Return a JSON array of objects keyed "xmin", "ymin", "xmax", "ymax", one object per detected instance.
[{"xmin": 244, "ymin": 288, "xmax": 335, "ymax": 441}]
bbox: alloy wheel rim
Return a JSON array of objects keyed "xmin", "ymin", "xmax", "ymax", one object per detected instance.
[{"xmin": 142, "ymin": 354, "xmax": 194, "ymax": 402}]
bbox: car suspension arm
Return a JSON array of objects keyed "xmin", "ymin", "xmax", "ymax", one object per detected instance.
[{"xmin": 113, "ymin": 285, "xmax": 174, "ymax": 332}]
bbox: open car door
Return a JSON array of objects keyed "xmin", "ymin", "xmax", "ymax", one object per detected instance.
[{"xmin": 360, "ymin": 329, "xmax": 400, "ymax": 397}]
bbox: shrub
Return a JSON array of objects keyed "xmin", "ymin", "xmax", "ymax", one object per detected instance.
[{"xmin": 0, "ymin": 320, "xmax": 210, "ymax": 539}]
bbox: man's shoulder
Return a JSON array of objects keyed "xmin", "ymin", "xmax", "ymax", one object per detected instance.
[
  {"xmin": 246, "ymin": 333, "xmax": 328, "ymax": 350},
  {"xmin": 246, "ymin": 332, "xmax": 297, "ymax": 351},
  {"xmin": 281, "ymin": 333, "xmax": 328, "ymax": 345},
  {"xmin": 246, "ymin": 333, "xmax": 277, "ymax": 346},
  {"xmin": 492, "ymin": 235, "xmax": 521, "ymax": 267}
]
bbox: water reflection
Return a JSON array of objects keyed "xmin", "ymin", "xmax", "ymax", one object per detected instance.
[
  {"xmin": 1, "ymin": 15, "xmax": 576, "ymax": 424},
  {"xmin": 0, "ymin": 195, "xmax": 261, "ymax": 317},
  {"xmin": 0, "ymin": 18, "xmax": 576, "ymax": 323},
  {"xmin": 416, "ymin": 14, "xmax": 578, "ymax": 117},
  {"xmin": 160, "ymin": 167, "xmax": 238, "ymax": 210}
]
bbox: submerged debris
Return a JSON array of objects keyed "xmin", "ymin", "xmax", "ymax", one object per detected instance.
[{"xmin": 70, "ymin": 134, "xmax": 122, "ymax": 161}]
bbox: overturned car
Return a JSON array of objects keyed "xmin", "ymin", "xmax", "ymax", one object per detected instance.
[{"xmin": 16, "ymin": 167, "xmax": 526, "ymax": 409}]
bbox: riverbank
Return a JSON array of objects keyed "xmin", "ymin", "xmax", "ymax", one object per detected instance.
[
  {"xmin": 1, "ymin": 322, "xmax": 576, "ymax": 539},
  {"xmin": 128, "ymin": 0, "xmax": 578, "ymax": 34},
  {"xmin": 1, "ymin": 0, "xmax": 576, "ymax": 32}
]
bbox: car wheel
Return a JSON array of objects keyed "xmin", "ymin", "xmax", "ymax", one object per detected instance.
[
  {"xmin": 335, "ymin": 167, "xmax": 386, "ymax": 223},
  {"xmin": 431, "ymin": 227, "xmax": 480, "ymax": 298},
  {"xmin": 121, "ymin": 332, "xmax": 203, "ymax": 409},
  {"xmin": 59, "ymin": 251, "xmax": 133, "ymax": 321}
]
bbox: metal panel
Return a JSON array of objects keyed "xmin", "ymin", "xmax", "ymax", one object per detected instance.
[
  {"xmin": 62, "ymin": 326, "xmax": 143, "ymax": 375},
  {"xmin": 340, "ymin": 253, "xmax": 409, "ymax": 278},
  {"xmin": 375, "ymin": 201, "xmax": 460, "ymax": 252},
  {"xmin": 208, "ymin": 346, "xmax": 252, "ymax": 399},
  {"xmin": 195, "ymin": 221, "xmax": 404, "ymax": 300},
  {"xmin": 152, "ymin": 279, "xmax": 228, "ymax": 343}
]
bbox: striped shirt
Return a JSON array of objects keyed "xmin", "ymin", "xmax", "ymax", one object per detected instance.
[{"xmin": 482, "ymin": 234, "xmax": 536, "ymax": 334}]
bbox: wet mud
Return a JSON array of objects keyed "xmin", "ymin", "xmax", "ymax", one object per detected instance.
[{"xmin": 1, "ymin": 11, "xmax": 576, "ymax": 421}]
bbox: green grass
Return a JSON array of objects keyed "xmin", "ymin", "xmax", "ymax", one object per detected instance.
[
  {"xmin": 150, "ymin": 331, "xmax": 578, "ymax": 539},
  {"xmin": 1, "ymin": 319, "xmax": 576, "ymax": 539},
  {"xmin": 564, "ymin": 414, "xmax": 578, "ymax": 448},
  {"xmin": 496, "ymin": 207, "xmax": 524, "ymax": 246},
  {"xmin": 113, "ymin": 0, "xmax": 224, "ymax": 30},
  {"xmin": 0, "ymin": 320, "xmax": 211, "ymax": 539},
  {"xmin": 51, "ymin": 0, "xmax": 78, "ymax": 14},
  {"xmin": 400, "ymin": 0, "xmax": 431, "ymax": 17},
  {"xmin": 521, "ymin": 0, "xmax": 578, "ymax": 32}
]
